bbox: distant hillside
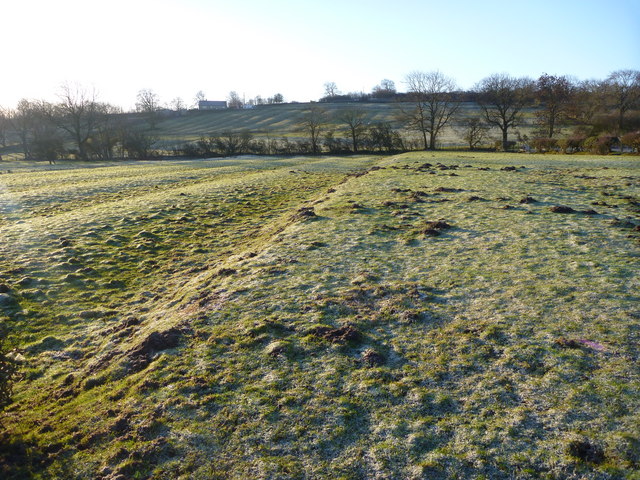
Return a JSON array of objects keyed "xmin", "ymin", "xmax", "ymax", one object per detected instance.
[
  {"xmin": 154, "ymin": 101, "xmax": 537, "ymax": 149},
  {"xmin": 156, "ymin": 102, "xmax": 406, "ymax": 139}
]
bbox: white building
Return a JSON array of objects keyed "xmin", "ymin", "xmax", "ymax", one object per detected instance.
[{"xmin": 198, "ymin": 100, "xmax": 227, "ymax": 110}]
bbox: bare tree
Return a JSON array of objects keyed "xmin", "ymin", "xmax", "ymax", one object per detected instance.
[
  {"xmin": 337, "ymin": 107, "xmax": 368, "ymax": 152},
  {"xmin": 372, "ymin": 79, "xmax": 396, "ymax": 98},
  {"xmin": 193, "ymin": 90, "xmax": 206, "ymax": 108},
  {"xmin": 227, "ymin": 91, "xmax": 243, "ymax": 109},
  {"xmin": 11, "ymin": 99, "xmax": 37, "ymax": 159},
  {"xmin": 0, "ymin": 108, "xmax": 10, "ymax": 148},
  {"xmin": 300, "ymin": 105, "xmax": 326, "ymax": 155},
  {"xmin": 9, "ymin": 99, "xmax": 64, "ymax": 163},
  {"xmin": 55, "ymin": 83, "xmax": 110, "ymax": 160},
  {"xmin": 89, "ymin": 104, "xmax": 125, "ymax": 160},
  {"xmin": 323, "ymin": 82, "xmax": 340, "ymax": 98},
  {"xmin": 135, "ymin": 88, "xmax": 161, "ymax": 113},
  {"xmin": 535, "ymin": 73, "xmax": 573, "ymax": 138},
  {"xmin": 402, "ymin": 71, "xmax": 460, "ymax": 150},
  {"xmin": 170, "ymin": 97, "xmax": 186, "ymax": 114},
  {"xmin": 604, "ymin": 69, "xmax": 640, "ymax": 132},
  {"xmin": 565, "ymin": 79, "xmax": 605, "ymax": 128},
  {"xmin": 474, "ymin": 73, "xmax": 534, "ymax": 151},
  {"xmin": 136, "ymin": 89, "xmax": 162, "ymax": 128},
  {"xmin": 458, "ymin": 118, "xmax": 490, "ymax": 150}
]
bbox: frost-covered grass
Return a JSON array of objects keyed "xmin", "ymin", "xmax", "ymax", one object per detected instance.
[{"xmin": 0, "ymin": 153, "xmax": 638, "ymax": 479}]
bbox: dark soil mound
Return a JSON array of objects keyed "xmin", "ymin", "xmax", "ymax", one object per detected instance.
[
  {"xmin": 294, "ymin": 207, "xmax": 317, "ymax": 219},
  {"xmin": 555, "ymin": 337, "xmax": 582, "ymax": 349},
  {"xmin": 309, "ymin": 325, "xmax": 361, "ymax": 344},
  {"xmin": 550, "ymin": 205, "xmax": 575, "ymax": 213},
  {"xmin": 421, "ymin": 219, "xmax": 453, "ymax": 237},
  {"xmin": 127, "ymin": 327, "xmax": 183, "ymax": 372},
  {"xmin": 434, "ymin": 187, "xmax": 463, "ymax": 193},
  {"xmin": 361, "ymin": 349, "xmax": 385, "ymax": 367},
  {"xmin": 217, "ymin": 268, "xmax": 237, "ymax": 277},
  {"xmin": 138, "ymin": 329, "xmax": 181, "ymax": 355},
  {"xmin": 425, "ymin": 220, "xmax": 452, "ymax": 230},
  {"xmin": 566, "ymin": 439, "xmax": 605, "ymax": 464}
]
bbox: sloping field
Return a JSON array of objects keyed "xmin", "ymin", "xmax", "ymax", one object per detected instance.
[
  {"xmin": 156, "ymin": 102, "xmax": 537, "ymax": 148},
  {"xmin": 0, "ymin": 153, "xmax": 638, "ymax": 479},
  {"xmin": 158, "ymin": 103, "xmax": 407, "ymax": 140}
]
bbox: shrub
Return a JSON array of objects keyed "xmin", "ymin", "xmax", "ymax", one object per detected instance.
[
  {"xmin": 493, "ymin": 140, "xmax": 517, "ymax": 152},
  {"xmin": 323, "ymin": 131, "xmax": 350, "ymax": 154},
  {"xmin": 180, "ymin": 142, "xmax": 201, "ymax": 158},
  {"xmin": 122, "ymin": 131, "xmax": 157, "ymax": 159},
  {"xmin": 621, "ymin": 131, "xmax": 640, "ymax": 153},
  {"xmin": 458, "ymin": 118, "xmax": 490, "ymax": 150},
  {"xmin": 558, "ymin": 135, "xmax": 587, "ymax": 153},
  {"xmin": 367, "ymin": 122, "xmax": 403, "ymax": 152},
  {"xmin": 584, "ymin": 135, "xmax": 616, "ymax": 155},
  {"xmin": 531, "ymin": 137, "xmax": 558, "ymax": 153}
]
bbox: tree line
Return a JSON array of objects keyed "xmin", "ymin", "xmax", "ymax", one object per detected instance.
[
  {"xmin": 0, "ymin": 70, "xmax": 638, "ymax": 162},
  {"xmin": 182, "ymin": 69, "xmax": 639, "ymax": 157},
  {"xmin": 0, "ymin": 85, "xmax": 166, "ymax": 163},
  {"xmin": 319, "ymin": 70, "xmax": 639, "ymax": 153}
]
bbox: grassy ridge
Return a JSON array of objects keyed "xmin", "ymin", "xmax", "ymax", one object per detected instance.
[{"xmin": 0, "ymin": 153, "xmax": 638, "ymax": 479}]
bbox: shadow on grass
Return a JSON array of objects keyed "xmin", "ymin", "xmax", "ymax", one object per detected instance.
[{"xmin": 0, "ymin": 431, "xmax": 74, "ymax": 480}]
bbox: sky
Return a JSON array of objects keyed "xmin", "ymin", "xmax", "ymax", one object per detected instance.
[{"xmin": 2, "ymin": 0, "xmax": 639, "ymax": 110}]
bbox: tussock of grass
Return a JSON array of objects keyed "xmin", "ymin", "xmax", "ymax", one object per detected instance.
[{"xmin": 0, "ymin": 153, "xmax": 638, "ymax": 479}]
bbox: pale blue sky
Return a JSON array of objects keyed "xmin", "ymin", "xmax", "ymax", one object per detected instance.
[{"xmin": 2, "ymin": 0, "xmax": 638, "ymax": 109}]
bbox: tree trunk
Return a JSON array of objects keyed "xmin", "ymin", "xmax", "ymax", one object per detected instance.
[
  {"xmin": 20, "ymin": 132, "xmax": 30, "ymax": 159},
  {"xmin": 77, "ymin": 136, "xmax": 88, "ymax": 161},
  {"xmin": 502, "ymin": 129, "xmax": 509, "ymax": 151}
]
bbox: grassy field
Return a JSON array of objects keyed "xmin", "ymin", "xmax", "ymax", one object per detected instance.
[{"xmin": 0, "ymin": 152, "xmax": 638, "ymax": 479}]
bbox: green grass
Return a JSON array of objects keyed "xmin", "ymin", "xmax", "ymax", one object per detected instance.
[{"xmin": 0, "ymin": 152, "xmax": 638, "ymax": 479}]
